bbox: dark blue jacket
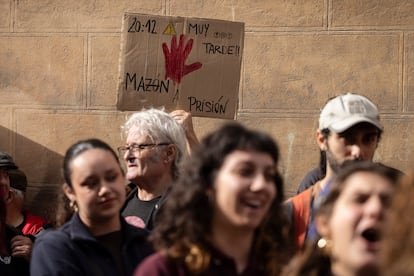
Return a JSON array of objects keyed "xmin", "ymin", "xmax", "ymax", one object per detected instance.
[{"xmin": 30, "ymin": 213, "xmax": 153, "ymax": 276}]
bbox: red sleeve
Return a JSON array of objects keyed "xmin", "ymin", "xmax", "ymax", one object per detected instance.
[
  {"xmin": 292, "ymin": 188, "xmax": 312, "ymax": 249},
  {"xmin": 22, "ymin": 211, "xmax": 48, "ymax": 235}
]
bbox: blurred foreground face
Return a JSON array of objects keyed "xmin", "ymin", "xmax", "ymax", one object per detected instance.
[
  {"xmin": 68, "ymin": 148, "xmax": 126, "ymax": 224},
  {"xmin": 327, "ymin": 172, "xmax": 394, "ymax": 274},
  {"xmin": 212, "ymin": 150, "xmax": 277, "ymax": 230}
]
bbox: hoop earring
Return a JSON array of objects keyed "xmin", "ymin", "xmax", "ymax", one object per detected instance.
[
  {"xmin": 317, "ymin": 237, "xmax": 332, "ymax": 256},
  {"xmin": 69, "ymin": 200, "xmax": 78, "ymax": 212}
]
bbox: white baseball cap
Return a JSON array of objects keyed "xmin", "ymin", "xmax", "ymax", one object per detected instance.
[{"xmin": 319, "ymin": 93, "xmax": 383, "ymax": 133}]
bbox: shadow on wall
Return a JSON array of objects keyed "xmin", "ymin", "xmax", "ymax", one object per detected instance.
[{"xmin": 0, "ymin": 125, "xmax": 63, "ymax": 223}]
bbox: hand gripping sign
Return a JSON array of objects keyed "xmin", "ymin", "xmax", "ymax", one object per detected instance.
[{"xmin": 117, "ymin": 13, "xmax": 244, "ymax": 119}]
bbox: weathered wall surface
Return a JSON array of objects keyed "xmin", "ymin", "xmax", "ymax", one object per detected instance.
[{"xmin": 1, "ymin": 0, "xmax": 414, "ymax": 220}]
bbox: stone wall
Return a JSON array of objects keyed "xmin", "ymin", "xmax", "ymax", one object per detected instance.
[{"xmin": 1, "ymin": 0, "xmax": 414, "ymax": 220}]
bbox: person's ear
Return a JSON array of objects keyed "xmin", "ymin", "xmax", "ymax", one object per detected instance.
[
  {"xmin": 164, "ymin": 144, "xmax": 176, "ymax": 163},
  {"xmin": 63, "ymin": 183, "xmax": 76, "ymax": 202},
  {"xmin": 316, "ymin": 130, "xmax": 328, "ymax": 151},
  {"xmin": 5, "ymin": 190, "xmax": 14, "ymax": 204},
  {"xmin": 315, "ymin": 212, "xmax": 331, "ymax": 238}
]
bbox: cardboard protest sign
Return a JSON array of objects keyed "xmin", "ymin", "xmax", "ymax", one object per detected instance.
[{"xmin": 117, "ymin": 13, "xmax": 244, "ymax": 119}]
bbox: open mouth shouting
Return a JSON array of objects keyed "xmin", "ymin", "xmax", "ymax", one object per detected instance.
[{"xmin": 359, "ymin": 226, "xmax": 381, "ymax": 251}]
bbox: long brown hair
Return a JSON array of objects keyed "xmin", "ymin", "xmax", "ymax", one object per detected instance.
[{"xmin": 151, "ymin": 122, "xmax": 294, "ymax": 275}]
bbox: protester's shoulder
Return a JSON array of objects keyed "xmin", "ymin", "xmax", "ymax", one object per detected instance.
[
  {"xmin": 141, "ymin": 252, "xmax": 168, "ymax": 266},
  {"xmin": 122, "ymin": 185, "xmax": 138, "ymax": 210},
  {"xmin": 34, "ymin": 224, "xmax": 72, "ymax": 249},
  {"xmin": 35, "ymin": 227, "xmax": 62, "ymax": 240},
  {"xmin": 296, "ymin": 167, "xmax": 324, "ymax": 194},
  {"xmin": 284, "ymin": 187, "xmax": 312, "ymax": 221},
  {"xmin": 134, "ymin": 252, "xmax": 184, "ymax": 276},
  {"xmin": 306, "ymin": 167, "xmax": 324, "ymax": 181},
  {"xmin": 23, "ymin": 211, "xmax": 50, "ymax": 235},
  {"xmin": 31, "ymin": 226, "xmax": 85, "ymax": 275},
  {"xmin": 284, "ymin": 186, "xmax": 314, "ymax": 215},
  {"xmin": 289, "ymin": 185, "xmax": 314, "ymax": 202}
]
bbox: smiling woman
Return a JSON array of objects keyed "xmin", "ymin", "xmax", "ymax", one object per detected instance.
[
  {"xmin": 134, "ymin": 122, "xmax": 295, "ymax": 276},
  {"xmin": 282, "ymin": 161, "xmax": 401, "ymax": 276},
  {"xmin": 30, "ymin": 138, "xmax": 153, "ymax": 276}
]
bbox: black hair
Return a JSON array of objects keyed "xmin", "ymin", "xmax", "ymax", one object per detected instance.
[{"xmin": 62, "ymin": 138, "xmax": 121, "ymax": 188}]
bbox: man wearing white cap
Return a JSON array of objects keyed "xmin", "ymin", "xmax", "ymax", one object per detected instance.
[{"xmin": 286, "ymin": 93, "xmax": 385, "ymax": 249}]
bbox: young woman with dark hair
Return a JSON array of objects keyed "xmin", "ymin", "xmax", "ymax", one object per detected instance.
[{"xmin": 31, "ymin": 138, "xmax": 153, "ymax": 276}]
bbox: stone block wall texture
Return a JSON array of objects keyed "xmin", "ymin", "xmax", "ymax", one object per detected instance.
[{"xmin": 1, "ymin": 0, "xmax": 414, "ymax": 221}]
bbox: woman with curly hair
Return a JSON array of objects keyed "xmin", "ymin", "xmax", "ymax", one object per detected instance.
[
  {"xmin": 282, "ymin": 161, "xmax": 401, "ymax": 276},
  {"xmin": 134, "ymin": 122, "xmax": 294, "ymax": 276},
  {"xmin": 380, "ymin": 172, "xmax": 414, "ymax": 276}
]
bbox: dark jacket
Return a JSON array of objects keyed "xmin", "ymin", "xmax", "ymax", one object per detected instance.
[
  {"xmin": 30, "ymin": 213, "xmax": 153, "ymax": 276},
  {"xmin": 296, "ymin": 167, "xmax": 324, "ymax": 194},
  {"xmin": 0, "ymin": 226, "xmax": 30, "ymax": 276}
]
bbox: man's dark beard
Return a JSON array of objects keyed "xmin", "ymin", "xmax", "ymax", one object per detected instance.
[
  {"xmin": 326, "ymin": 148, "xmax": 341, "ymax": 174},
  {"xmin": 326, "ymin": 148, "xmax": 361, "ymax": 174}
]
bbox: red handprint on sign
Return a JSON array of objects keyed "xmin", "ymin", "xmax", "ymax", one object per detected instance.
[{"xmin": 162, "ymin": 34, "xmax": 202, "ymax": 84}]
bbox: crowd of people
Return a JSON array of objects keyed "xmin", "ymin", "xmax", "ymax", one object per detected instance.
[{"xmin": 1, "ymin": 93, "xmax": 413, "ymax": 275}]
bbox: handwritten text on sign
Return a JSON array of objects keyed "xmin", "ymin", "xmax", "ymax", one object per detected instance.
[{"xmin": 117, "ymin": 13, "xmax": 244, "ymax": 119}]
